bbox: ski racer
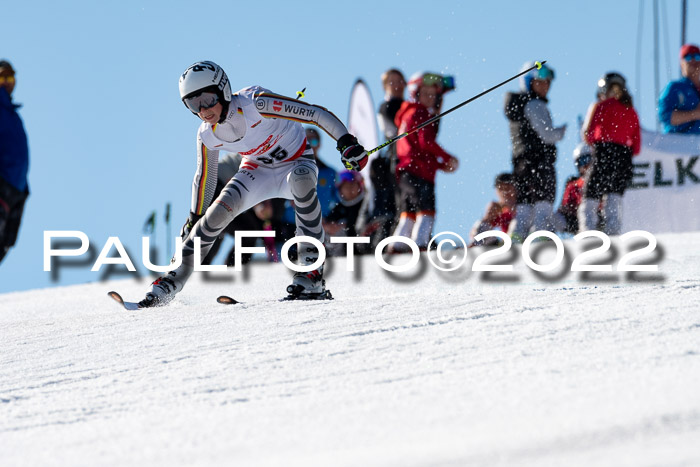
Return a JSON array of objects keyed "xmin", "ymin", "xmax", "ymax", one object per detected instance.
[{"xmin": 139, "ymin": 61, "xmax": 367, "ymax": 306}]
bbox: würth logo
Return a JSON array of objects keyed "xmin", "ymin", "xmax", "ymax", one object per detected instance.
[{"xmin": 273, "ymin": 100, "xmax": 282, "ymax": 112}]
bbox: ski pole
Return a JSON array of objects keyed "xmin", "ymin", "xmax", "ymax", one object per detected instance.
[{"xmin": 366, "ymin": 60, "xmax": 547, "ymax": 156}]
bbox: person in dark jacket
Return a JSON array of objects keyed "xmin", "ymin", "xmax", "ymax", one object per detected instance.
[
  {"xmin": 0, "ymin": 60, "xmax": 29, "ymax": 265},
  {"xmin": 370, "ymin": 68, "xmax": 406, "ymax": 243},
  {"xmin": 504, "ymin": 61, "xmax": 566, "ymax": 242},
  {"xmin": 324, "ymin": 170, "xmax": 365, "ymax": 238},
  {"xmin": 390, "ymin": 72, "xmax": 459, "ymax": 250}
]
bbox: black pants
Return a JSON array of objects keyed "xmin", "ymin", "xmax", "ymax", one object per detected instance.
[
  {"xmin": 0, "ymin": 177, "xmax": 29, "ymax": 264},
  {"xmin": 584, "ymin": 143, "xmax": 633, "ymax": 199},
  {"xmin": 397, "ymin": 171, "xmax": 436, "ymax": 213},
  {"xmin": 512, "ymin": 156, "xmax": 556, "ymax": 204}
]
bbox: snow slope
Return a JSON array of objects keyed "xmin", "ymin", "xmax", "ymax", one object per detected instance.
[{"xmin": 1, "ymin": 233, "xmax": 699, "ymax": 467}]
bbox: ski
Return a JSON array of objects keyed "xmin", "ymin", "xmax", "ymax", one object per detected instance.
[
  {"xmin": 107, "ymin": 291, "xmax": 143, "ymax": 311},
  {"xmin": 216, "ymin": 290, "xmax": 333, "ymax": 305},
  {"xmin": 282, "ymin": 289, "xmax": 333, "ymax": 301}
]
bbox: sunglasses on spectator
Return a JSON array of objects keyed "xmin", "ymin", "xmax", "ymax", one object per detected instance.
[
  {"xmin": 0, "ymin": 76, "xmax": 15, "ymax": 85},
  {"xmin": 183, "ymin": 91, "xmax": 219, "ymax": 113},
  {"xmin": 683, "ymin": 54, "xmax": 700, "ymax": 62}
]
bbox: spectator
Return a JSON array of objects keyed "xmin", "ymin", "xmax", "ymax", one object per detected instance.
[
  {"xmin": 0, "ymin": 60, "xmax": 29, "ymax": 265},
  {"xmin": 324, "ymin": 171, "xmax": 366, "ymax": 256},
  {"xmin": 469, "ymin": 173, "xmax": 516, "ymax": 247},
  {"xmin": 580, "ymin": 72, "xmax": 641, "ymax": 235},
  {"xmin": 368, "ymin": 68, "xmax": 406, "ymax": 243},
  {"xmin": 658, "ymin": 43, "xmax": 700, "ymax": 134},
  {"xmin": 552, "ymin": 144, "xmax": 593, "ymax": 234},
  {"xmin": 378, "ymin": 69, "xmax": 406, "ymax": 143},
  {"xmin": 504, "ymin": 61, "xmax": 566, "ymax": 242},
  {"xmin": 390, "ymin": 72, "xmax": 459, "ymax": 250}
]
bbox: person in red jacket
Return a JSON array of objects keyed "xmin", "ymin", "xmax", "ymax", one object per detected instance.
[
  {"xmin": 580, "ymin": 72, "xmax": 641, "ymax": 235},
  {"xmin": 552, "ymin": 144, "xmax": 594, "ymax": 234},
  {"xmin": 469, "ymin": 173, "xmax": 516, "ymax": 246},
  {"xmin": 390, "ymin": 72, "xmax": 459, "ymax": 250}
]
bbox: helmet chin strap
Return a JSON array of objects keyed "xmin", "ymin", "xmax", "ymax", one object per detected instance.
[{"xmin": 218, "ymin": 100, "xmax": 230, "ymax": 124}]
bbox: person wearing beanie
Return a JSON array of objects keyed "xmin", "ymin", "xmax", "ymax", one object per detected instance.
[
  {"xmin": 658, "ymin": 43, "xmax": 700, "ymax": 134},
  {"xmin": 0, "ymin": 59, "xmax": 30, "ymax": 265}
]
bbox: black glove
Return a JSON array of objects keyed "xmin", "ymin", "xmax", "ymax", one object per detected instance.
[
  {"xmin": 180, "ymin": 212, "xmax": 203, "ymax": 239},
  {"xmin": 337, "ymin": 134, "xmax": 368, "ymax": 171}
]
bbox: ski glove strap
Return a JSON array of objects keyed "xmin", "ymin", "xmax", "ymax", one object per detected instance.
[
  {"xmin": 180, "ymin": 212, "xmax": 203, "ymax": 239},
  {"xmin": 337, "ymin": 134, "xmax": 368, "ymax": 171}
]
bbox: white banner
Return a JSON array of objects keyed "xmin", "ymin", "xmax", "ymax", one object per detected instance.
[
  {"xmin": 347, "ymin": 79, "xmax": 379, "ymax": 211},
  {"xmin": 623, "ymin": 130, "xmax": 700, "ymax": 233}
]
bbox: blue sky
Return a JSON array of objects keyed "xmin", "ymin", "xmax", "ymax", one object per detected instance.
[{"xmin": 2, "ymin": 0, "xmax": 696, "ymax": 293}]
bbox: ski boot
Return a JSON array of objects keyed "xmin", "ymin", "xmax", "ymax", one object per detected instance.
[
  {"xmin": 284, "ymin": 243, "xmax": 332, "ymax": 300},
  {"xmin": 285, "ymin": 266, "xmax": 332, "ymax": 300},
  {"xmin": 139, "ymin": 271, "xmax": 180, "ymax": 307}
]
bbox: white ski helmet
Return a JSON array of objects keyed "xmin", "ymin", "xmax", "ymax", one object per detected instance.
[{"xmin": 179, "ymin": 61, "xmax": 231, "ymax": 112}]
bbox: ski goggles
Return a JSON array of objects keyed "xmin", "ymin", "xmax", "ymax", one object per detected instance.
[
  {"xmin": 683, "ymin": 53, "xmax": 700, "ymax": 62},
  {"xmin": 183, "ymin": 91, "xmax": 219, "ymax": 113},
  {"xmin": 0, "ymin": 75, "xmax": 15, "ymax": 85},
  {"xmin": 337, "ymin": 170, "xmax": 363, "ymax": 186},
  {"xmin": 575, "ymin": 153, "xmax": 592, "ymax": 168},
  {"xmin": 532, "ymin": 66, "xmax": 555, "ymax": 81},
  {"xmin": 417, "ymin": 73, "xmax": 455, "ymax": 91},
  {"xmin": 421, "ymin": 73, "xmax": 444, "ymax": 87}
]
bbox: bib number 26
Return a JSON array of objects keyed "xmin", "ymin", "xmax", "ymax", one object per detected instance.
[{"xmin": 258, "ymin": 146, "xmax": 288, "ymax": 165}]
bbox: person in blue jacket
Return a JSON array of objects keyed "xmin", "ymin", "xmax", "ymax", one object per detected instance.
[
  {"xmin": 658, "ymin": 43, "xmax": 700, "ymax": 134},
  {"xmin": 0, "ymin": 60, "xmax": 29, "ymax": 265}
]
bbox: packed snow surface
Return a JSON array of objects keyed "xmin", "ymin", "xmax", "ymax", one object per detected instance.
[{"xmin": 1, "ymin": 233, "xmax": 699, "ymax": 466}]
